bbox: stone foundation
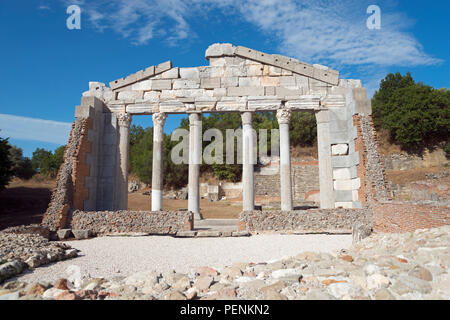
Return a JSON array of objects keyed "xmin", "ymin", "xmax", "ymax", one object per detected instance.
[
  {"xmin": 238, "ymin": 208, "xmax": 372, "ymax": 233},
  {"xmin": 70, "ymin": 210, "xmax": 193, "ymax": 235}
]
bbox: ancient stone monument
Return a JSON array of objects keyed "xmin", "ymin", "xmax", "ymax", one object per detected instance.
[{"xmin": 41, "ymin": 43, "xmax": 448, "ymax": 236}]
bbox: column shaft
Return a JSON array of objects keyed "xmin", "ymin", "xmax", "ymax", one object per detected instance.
[
  {"xmin": 116, "ymin": 112, "xmax": 132, "ymax": 210},
  {"xmin": 188, "ymin": 113, "xmax": 202, "ymax": 219},
  {"xmin": 242, "ymin": 112, "xmax": 255, "ymax": 211},
  {"xmin": 315, "ymin": 110, "xmax": 335, "ymax": 209},
  {"xmin": 277, "ymin": 109, "xmax": 293, "ymax": 211},
  {"xmin": 151, "ymin": 113, "xmax": 167, "ymax": 211}
]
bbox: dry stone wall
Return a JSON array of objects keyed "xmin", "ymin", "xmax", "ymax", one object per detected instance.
[
  {"xmin": 238, "ymin": 208, "xmax": 372, "ymax": 233},
  {"xmin": 42, "ymin": 119, "xmax": 85, "ymax": 231},
  {"xmin": 70, "ymin": 210, "xmax": 193, "ymax": 235}
]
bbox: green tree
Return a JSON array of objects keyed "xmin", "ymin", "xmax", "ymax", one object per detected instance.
[
  {"xmin": 52, "ymin": 145, "xmax": 66, "ymax": 173},
  {"xmin": 31, "ymin": 147, "xmax": 64, "ymax": 177},
  {"xmin": 9, "ymin": 145, "xmax": 36, "ymax": 180},
  {"xmin": 372, "ymin": 72, "xmax": 450, "ymax": 152},
  {"xmin": 0, "ymin": 136, "xmax": 14, "ymax": 190}
]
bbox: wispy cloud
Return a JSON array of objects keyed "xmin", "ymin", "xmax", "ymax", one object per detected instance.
[
  {"xmin": 70, "ymin": 0, "xmax": 441, "ymax": 67},
  {"xmin": 61, "ymin": 0, "xmax": 441, "ymax": 93},
  {"xmin": 0, "ymin": 114, "xmax": 71, "ymax": 145}
]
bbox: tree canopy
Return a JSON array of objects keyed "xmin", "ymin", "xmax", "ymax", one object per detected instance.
[{"xmin": 372, "ymin": 72, "xmax": 450, "ymax": 152}]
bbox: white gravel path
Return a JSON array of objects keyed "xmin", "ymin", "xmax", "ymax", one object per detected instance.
[{"xmin": 15, "ymin": 234, "xmax": 351, "ymax": 284}]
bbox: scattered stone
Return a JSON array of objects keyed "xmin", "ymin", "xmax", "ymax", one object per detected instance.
[
  {"xmin": 408, "ymin": 266, "xmax": 433, "ymax": 282},
  {"xmin": 54, "ymin": 279, "xmax": 69, "ymax": 290},
  {"xmin": 57, "ymin": 229, "xmax": 72, "ymax": 240},
  {"xmin": 26, "ymin": 283, "xmax": 46, "ymax": 296},
  {"xmin": 72, "ymin": 230, "xmax": 91, "ymax": 240},
  {"xmin": 194, "ymin": 276, "xmax": 214, "ymax": 292}
]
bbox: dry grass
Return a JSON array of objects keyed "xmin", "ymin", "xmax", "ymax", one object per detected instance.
[
  {"xmin": 0, "ymin": 177, "xmax": 56, "ymax": 230},
  {"xmin": 385, "ymin": 166, "xmax": 445, "ymax": 185}
]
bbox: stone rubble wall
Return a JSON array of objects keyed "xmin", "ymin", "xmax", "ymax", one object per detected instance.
[
  {"xmin": 70, "ymin": 210, "xmax": 194, "ymax": 236},
  {"xmin": 373, "ymin": 202, "xmax": 450, "ymax": 233},
  {"xmin": 42, "ymin": 119, "xmax": 85, "ymax": 231},
  {"xmin": 358, "ymin": 115, "xmax": 390, "ymax": 202},
  {"xmin": 238, "ymin": 208, "xmax": 372, "ymax": 233}
]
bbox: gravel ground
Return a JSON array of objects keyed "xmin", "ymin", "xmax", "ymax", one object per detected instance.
[{"xmin": 14, "ymin": 234, "xmax": 351, "ymax": 284}]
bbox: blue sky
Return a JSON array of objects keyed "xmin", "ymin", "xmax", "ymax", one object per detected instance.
[{"xmin": 0, "ymin": 0, "xmax": 448, "ymax": 157}]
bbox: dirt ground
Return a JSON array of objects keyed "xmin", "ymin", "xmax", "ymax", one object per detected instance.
[
  {"xmin": 1, "ymin": 165, "xmax": 447, "ymax": 230},
  {"xmin": 0, "ymin": 178, "xmax": 56, "ymax": 230},
  {"xmin": 128, "ymin": 190, "xmax": 241, "ymax": 219},
  {"xmin": 385, "ymin": 166, "xmax": 446, "ymax": 185}
]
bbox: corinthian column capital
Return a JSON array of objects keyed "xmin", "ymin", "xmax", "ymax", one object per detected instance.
[
  {"xmin": 276, "ymin": 109, "xmax": 291, "ymax": 125},
  {"xmin": 117, "ymin": 112, "xmax": 132, "ymax": 128},
  {"xmin": 152, "ymin": 112, "xmax": 167, "ymax": 127}
]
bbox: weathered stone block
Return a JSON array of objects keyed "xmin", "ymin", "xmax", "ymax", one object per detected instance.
[
  {"xmin": 72, "ymin": 230, "xmax": 91, "ymax": 240},
  {"xmin": 180, "ymin": 67, "xmax": 200, "ymax": 79},
  {"xmin": 239, "ymin": 77, "xmax": 261, "ymax": 87},
  {"xmin": 57, "ymin": 229, "xmax": 72, "ymax": 240},
  {"xmin": 155, "ymin": 61, "xmax": 172, "ymax": 74},
  {"xmin": 227, "ymin": 87, "xmax": 264, "ymax": 96},
  {"xmin": 331, "ymin": 144, "xmax": 349, "ymax": 156},
  {"xmin": 161, "ymin": 67, "xmax": 179, "ymax": 79},
  {"xmin": 221, "ymin": 77, "xmax": 238, "ymax": 87},
  {"xmin": 334, "ymin": 178, "xmax": 361, "ymax": 191},
  {"xmin": 159, "ymin": 101, "xmax": 185, "ymax": 113},
  {"xmin": 275, "ymin": 87, "xmax": 303, "ymax": 98},
  {"xmin": 151, "ymin": 80, "xmax": 172, "ymax": 90},
  {"xmin": 261, "ymin": 76, "xmax": 280, "ymax": 87},
  {"xmin": 247, "ymin": 99, "xmax": 281, "ymax": 111},
  {"xmin": 173, "ymin": 79, "xmax": 200, "ymax": 89},
  {"xmin": 201, "ymin": 77, "xmax": 221, "ymax": 89},
  {"xmin": 117, "ymin": 90, "xmax": 142, "ymax": 101}
]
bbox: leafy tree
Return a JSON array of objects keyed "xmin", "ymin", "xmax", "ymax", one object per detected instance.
[
  {"xmin": 289, "ymin": 112, "xmax": 317, "ymax": 147},
  {"xmin": 9, "ymin": 145, "xmax": 35, "ymax": 180},
  {"xmin": 31, "ymin": 146, "xmax": 66, "ymax": 177},
  {"xmin": 52, "ymin": 146, "xmax": 66, "ymax": 173},
  {"xmin": 372, "ymin": 72, "xmax": 450, "ymax": 152},
  {"xmin": 0, "ymin": 136, "xmax": 14, "ymax": 190}
]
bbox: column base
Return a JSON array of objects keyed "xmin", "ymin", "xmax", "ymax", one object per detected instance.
[{"xmin": 194, "ymin": 212, "xmax": 204, "ymax": 220}]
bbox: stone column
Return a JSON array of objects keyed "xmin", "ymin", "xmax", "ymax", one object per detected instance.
[
  {"xmin": 188, "ymin": 113, "xmax": 203, "ymax": 220},
  {"xmin": 241, "ymin": 112, "xmax": 255, "ymax": 211},
  {"xmin": 116, "ymin": 112, "xmax": 132, "ymax": 210},
  {"xmin": 315, "ymin": 110, "xmax": 335, "ymax": 209},
  {"xmin": 151, "ymin": 112, "xmax": 167, "ymax": 211},
  {"xmin": 277, "ymin": 109, "xmax": 293, "ymax": 211}
]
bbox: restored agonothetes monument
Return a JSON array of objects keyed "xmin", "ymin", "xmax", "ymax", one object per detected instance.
[{"xmin": 41, "ymin": 43, "xmax": 450, "ymax": 237}]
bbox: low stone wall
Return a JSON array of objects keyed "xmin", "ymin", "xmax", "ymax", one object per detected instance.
[
  {"xmin": 238, "ymin": 208, "xmax": 372, "ymax": 233},
  {"xmin": 70, "ymin": 210, "xmax": 194, "ymax": 235},
  {"xmin": 373, "ymin": 202, "xmax": 450, "ymax": 233}
]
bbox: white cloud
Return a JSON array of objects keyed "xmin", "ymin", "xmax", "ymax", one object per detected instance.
[
  {"xmin": 72, "ymin": 0, "xmax": 440, "ymax": 68},
  {"xmin": 0, "ymin": 114, "xmax": 72, "ymax": 145}
]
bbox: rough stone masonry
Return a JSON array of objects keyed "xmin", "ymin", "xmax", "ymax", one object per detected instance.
[{"xmin": 40, "ymin": 43, "xmax": 450, "ymax": 235}]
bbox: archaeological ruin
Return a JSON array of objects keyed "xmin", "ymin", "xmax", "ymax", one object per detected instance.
[{"xmin": 41, "ymin": 43, "xmax": 450, "ymax": 236}]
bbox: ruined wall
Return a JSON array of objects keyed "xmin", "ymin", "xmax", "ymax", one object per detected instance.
[
  {"xmin": 42, "ymin": 119, "xmax": 85, "ymax": 231},
  {"xmin": 254, "ymin": 160, "xmax": 320, "ymax": 202},
  {"xmin": 70, "ymin": 210, "xmax": 193, "ymax": 235},
  {"xmin": 384, "ymin": 149, "xmax": 449, "ymax": 171},
  {"xmin": 373, "ymin": 202, "xmax": 450, "ymax": 233},
  {"xmin": 238, "ymin": 208, "xmax": 372, "ymax": 233}
]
